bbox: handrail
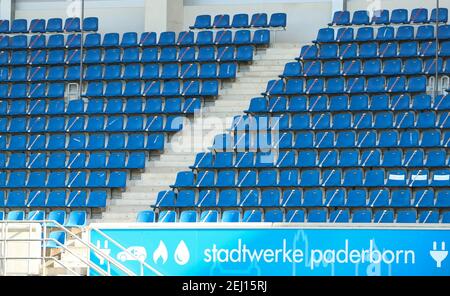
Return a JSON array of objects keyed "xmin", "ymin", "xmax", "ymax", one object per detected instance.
[
  {"xmin": 0, "ymin": 221, "xmax": 136, "ymax": 276},
  {"xmin": 0, "ymin": 236, "xmax": 109, "ymax": 276},
  {"xmin": 90, "ymin": 227, "xmax": 164, "ymax": 276}
]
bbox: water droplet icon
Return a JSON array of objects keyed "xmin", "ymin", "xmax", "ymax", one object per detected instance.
[
  {"xmin": 153, "ymin": 240, "xmax": 168, "ymax": 264},
  {"xmin": 174, "ymin": 240, "xmax": 190, "ymax": 265}
]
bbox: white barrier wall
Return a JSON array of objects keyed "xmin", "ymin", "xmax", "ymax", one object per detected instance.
[
  {"xmin": 347, "ymin": 0, "xmax": 450, "ymax": 12},
  {"xmin": 13, "ymin": 0, "xmax": 145, "ymax": 34},
  {"xmin": 0, "ymin": 223, "xmax": 42, "ymax": 275}
]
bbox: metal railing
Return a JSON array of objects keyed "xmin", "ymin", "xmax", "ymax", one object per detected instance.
[
  {"xmin": 89, "ymin": 227, "xmax": 164, "ymax": 276},
  {"xmin": 0, "ymin": 220, "xmax": 136, "ymax": 276}
]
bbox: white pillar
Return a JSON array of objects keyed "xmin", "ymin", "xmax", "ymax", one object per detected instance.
[
  {"xmin": 331, "ymin": 0, "xmax": 345, "ymax": 15},
  {"xmin": 144, "ymin": 0, "xmax": 183, "ymax": 33},
  {"xmin": 0, "ymin": 0, "xmax": 13, "ymax": 21}
]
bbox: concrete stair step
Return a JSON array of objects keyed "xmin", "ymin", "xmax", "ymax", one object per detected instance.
[
  {"xmin": 252, "ymin": 59, "xmax": 296, "ymax": 65},
  {"xmin": 270, "ymin": 43, "xmax": 302, "ymax": 49},
  {"xmin": 134, "ymin": 172, "xmax": 176, "ymax": 178},
  {"xmin": 120, "ymin": 192, "xmax": 158, "ymax": 199},
  {"xmin": 126, "ymin": 185, "xmax": 172, "ymax": 192},
  {"xmin": 220, "ymin": 89, "xmax": 265, "ymax": 95},
  {"xmin": 151, "ymin": 154, "xmax": 195, "ymax": 161},
  {"xmin": 100, "ymin": 212, "xmax": 140, "ymax": 220},
  {"xmin": 236, "ymin": 77, "xmax": 278, "ymax": 83},
  {"xmin": 97, "ymin": 42, "xmax": 302, "ymax": 222},
  {"xmin": 107, "ymin": 205, "xmax": 151, "ymax": 212},
  {"xmin": 128, "ymin": 179, "xmax": 173, "ymax": 187},
  {"xmin": 236, "ymin": 72, "xmax": 282, "ymax": 77},
  {"xmin": 148, "ymin": 161, "xmax": 192, "ymax": 167},
  {"xmin": 110, "ymin": 199, "xmax": 153, "ymax": 206}
]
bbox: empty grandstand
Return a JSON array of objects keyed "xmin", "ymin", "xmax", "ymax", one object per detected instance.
[{"xmin": 0, "ymin": 0, "xmax": 448, "ymax": 277}]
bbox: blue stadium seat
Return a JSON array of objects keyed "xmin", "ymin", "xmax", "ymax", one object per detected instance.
[
  {"xmin": 391, "ymin": 9, "xmax": 408, "ymax": 24},
  {"xmin": 308, "ymin": 209, "xmax": 327, "ymax": 222},
  {"xmin": 242, "ymin": 210, "xmax": 262, "ymax": 222},
  {"xmin": 431, "ymin": 8, "xmax": 448, "ymax": 23},
  {"xmin": 352, "ymin": 210, "xmax": 372, "ymax": 223},
  {"xmin": 397, "ymin": 210, "xmax": 417, "ymax": 223},
  {"xmin": 190, "ymin": 15, "xmax": 211, "ymax": 29},
  {"xmin": 212, "ymin": 14, "xmax": 230, "ymax": 29},
  {"xmin": 158, "ymin": 211, "xmax": 177, "ymax": 223},
  {"xmin": 269, "ymin": 13, "xmax": 287, "ymax": 28},
  {"xmin": 222, "ymin": 210, "xmax": 240, "ymax": 222},
  {"xmin": 265, "ymin": 210, "xmax": 283, "ymax": 222},
  {"xmin": 316, "ymin": 28, "xmax": 334, "ymax": 43},
  {"xmin": 180, "ymin": 211, "xmax": 197, "ymax": 223},
  {"xmin": 45, "ymin": 210, "xmax": 66, "ymax": 227},
  {"xmin": 65, "ymin": 211, "xmax": 87, "ymax": 227},
  {"xmin": 374, "ymin": 210, "xmax": 394, "ymax": 223},
  {"xmin": 352, "ymin": 10, "xmax": 370, "ymax": 25},
  {"xmin": 251, "ymin": 13, "xmax": 268, "ymax": 28},
  {"xmin": 283, "ymin": 209, "xmax": 303, "ymax": 223},
  {"xmin": 410, "ymin": 8, "xmax": 429, "ymax": 23},
  {"xmin": 45, "ymin": 231, "xmax": 66, "ymax": 249},
  {"xmin": 200, "ymin": 210, "xmax": 218, "ymax": 222},
  {"xmin": 375, "ymin": 26, "xmax": 394, "ymax": 41},
  {"xmin": 330, "ymin": 11, "xmax": 350, "ymax": 26},
  {"xmin": 217, "ymin": 189, "xmax": 238, "ymax": 207},
  {"xmin": 137, "ymin": 211, "xmax": 156, "ymax": 223},
  {"xmin": 372, "ymin": 9, "xmax": 389, "ymax": 25}
]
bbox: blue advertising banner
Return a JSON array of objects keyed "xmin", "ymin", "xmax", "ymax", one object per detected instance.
[{"xmin": 88, "ymin": 225, "xmax": 450, "ymax": 276}]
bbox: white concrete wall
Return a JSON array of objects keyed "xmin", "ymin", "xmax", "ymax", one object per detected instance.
[
  {"xmin": 13, "ymin": 0, "xmax": 145, "ymax": 34},
  {"xmin": 347, "ymin": 0, "xmax": 450, "ymax": 12},
  {"xmin": 0, "ymin": 0, "xmax": 13, "ymax": 20},
  {"xmin": 144, "ymin": 0, "xmax": 184, "ymax": 33}
]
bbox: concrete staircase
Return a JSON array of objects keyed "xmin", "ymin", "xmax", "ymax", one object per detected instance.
[
  {"xmin": 44, "ymin": 233, "xmax": 90, "ymax": 276},
  {"xmin": 96, "ymin": 43, "xmax": 301, "ymax": 223}
]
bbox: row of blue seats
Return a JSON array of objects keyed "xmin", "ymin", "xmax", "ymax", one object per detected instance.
[
  {"xmin": 0, "ymin": 80, "xmax": 219, "ymax": 99},
  {"xmin": 0, "ymin": 133, "xmax": 165, "ymax": 151},
  {"xmin": 0, "ymin": 151, "xmax": 146, "ymax": 170},
  {"xmin": 0, "ymin": 114, "xmax": 186, "ymax": 131},
  {"xmin": 190, "ymin": 13, "xmax": 286, "ymax": 30},
  {"xmin": 230, "ymin": 111, "xmax": 450, "ymax": 130},
  {"xmin": 247, "ymin": 94, "xmax": 449, "ymax": 113},
  {"xmin": 1, "ymin": 98, "xmax": 202, "ymax": 116},
  {"xmin": 2, "ymin": 93, "xmax": 446, "ymax": 117},
  {"xmin": 0, "ymin": 30, "xmax": 270, "ymax": 49},
  {"xmin": 281, "ymin": 58, "xmax": 450, "ymax": 78},
  {"xmin": 263, "ymin": 76, "xmax": 427, "ymax": 95},
  {"xmin": 316, "ymin": 24, "xmax": 450, "ymax": 43},
  {"xmin": 137, "ymin": 209, "xmax": 450, "ymax": 223},
  {"xmin": 0, "ymin": 46, "xmax": 254, "ymax": 65},
  {"xmin": 0, "ymin": 170, "xmax": 127, "ymax": 188},
  {"xmin": 155, "ymin": 188, "xmax": 450, "ymax": 208},
  {"xmin": 0, "ymin": 191, "xmax": 106, "ymax": 208},
  {"xmin": 0, "ymin": 62, "xmax": 238, "ymax": 82},
  {"xmin": 0, "ymin": 82, "xmax": 64, "ymax": 98},
  {"xmin": 297, "ymin": 41, "xmax": 450, "ymax": 60},
  {"xmin": 171, "ymin": 169, "xmax": 450, "ymax": 188},
  {"xmin": 3, "ymin": 112, "xmax": 447, "ymax": 135},
  {"xmin": 1, "ymin": 210, "xmax": 87, "ymax": 228},
  {"xmin": 0, "ymin": 17, "xmax": 98, "ymax": 34},
  {"xmin": 211, "ymin": 130, "xmax": 450, "ymax": 150},
  {"xmin": 192, "ymin": 149, "xmax": 448, "ymax": 169},
  {"xmin": 330, "ymin": 8, "xmax": 447, "ymax": 26},
  {"xmin": 84, "ymin": 80, "xmax": 219, "ymax": 97}
]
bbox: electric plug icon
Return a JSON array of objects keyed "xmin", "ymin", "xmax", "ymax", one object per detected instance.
[
  {"xmin": 430, "ymin": 241, "xmax": 448, "ymax": 268},
  {"xmin": 95, "ymin": 240, "xmax": 111, "ymax": 265}
]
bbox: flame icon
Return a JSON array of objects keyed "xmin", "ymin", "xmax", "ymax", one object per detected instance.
[
  {"xmin": 153, "ymin": 241, "xmax": 168, "ymax": 264},
  {"xmin": 174, "ymin": 240, "xmax": 190, "ymax": 265}
]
